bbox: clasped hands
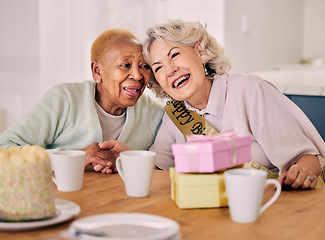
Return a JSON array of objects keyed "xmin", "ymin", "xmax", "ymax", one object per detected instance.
[{"xmin": 83, "ymin": 140, "xmax": 131, "ymax": 174}]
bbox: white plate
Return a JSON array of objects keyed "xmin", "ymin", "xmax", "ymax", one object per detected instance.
[
  {"xmin": 69, "ymin": 213, "xmax": 180, "ymax": 240},
  {"xmin": 0, "ymin": 198, "xmax": 80, "ymax": 231}
]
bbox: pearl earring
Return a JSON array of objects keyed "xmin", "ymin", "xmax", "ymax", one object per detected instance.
[{"xmin": 204, "ymin": 64, "xmax": 209, "ymax": 76}]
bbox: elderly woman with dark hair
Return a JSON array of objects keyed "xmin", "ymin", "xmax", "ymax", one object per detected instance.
[
  {"xmin": 0, "ymin": 28, "xmax": 164, "ymax": 173},
  {"xmin": 139, "ymin": 19, "xmax": 325, "ymax": 189}
]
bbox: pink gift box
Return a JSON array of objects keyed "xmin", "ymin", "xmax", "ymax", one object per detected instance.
[{"xmin": 172, "ymin": 132, "xmax": 252, "ymax": 173}]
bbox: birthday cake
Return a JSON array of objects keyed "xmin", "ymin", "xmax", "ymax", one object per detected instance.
[{"xmin": 0, "ymin": 145, "xmax": 56, "ymax": 221}]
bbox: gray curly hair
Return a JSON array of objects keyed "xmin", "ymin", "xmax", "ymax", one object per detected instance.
[{"xmin": 143, "ymin": 19, "xmax": 231, "ymax": 98}]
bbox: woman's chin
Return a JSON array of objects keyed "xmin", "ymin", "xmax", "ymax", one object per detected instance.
[
  {"xmin": 121, "ymin": 97, "xmax": 140, "ymax": 107},
  {"xmin": 169, "ymin": 93, "xmax": 188, "ymax": 102}
]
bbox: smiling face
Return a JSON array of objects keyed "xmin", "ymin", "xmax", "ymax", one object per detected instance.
[
  {"xmin": 92, "ymin": 38, "xmax": 151, "ymax": 115},
  {"xmin": 149, "ymin": 39, "xmax": 212, "ymax": 109}
]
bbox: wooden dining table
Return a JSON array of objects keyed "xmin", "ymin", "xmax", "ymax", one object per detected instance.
[{"xmin": 1, "ymin": 170, "xmax": 325, "ymax": 240}]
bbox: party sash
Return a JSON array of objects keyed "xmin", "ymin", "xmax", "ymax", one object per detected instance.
[{"xmin": 164, "ymin": 100, "xmax": 218, "ymax": 136}]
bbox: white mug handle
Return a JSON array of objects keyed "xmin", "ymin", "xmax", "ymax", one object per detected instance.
[
  {"xmin": 260, "ymin": 179, "xmax": 281, "ymax": 215},
  {"xmin": 116, "ymin": 156, "xmax": 125, "ymax": 181}
]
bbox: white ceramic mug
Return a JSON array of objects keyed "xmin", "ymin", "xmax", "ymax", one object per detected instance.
[
  {"xmin": 116, "ymin": 150, "xmax": 156, "ymax": 197},
  {"xmin": 224, "ymin": 168, "xmax": 281, "ymax": 223},
  {"xmin": 50, "ymin": 150, "xmax": 86, "ymax": 192}
]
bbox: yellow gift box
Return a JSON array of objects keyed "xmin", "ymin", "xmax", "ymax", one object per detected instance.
[{"xmin": 169, "ymin": 167, "xmax": 228, "ymax": 209}]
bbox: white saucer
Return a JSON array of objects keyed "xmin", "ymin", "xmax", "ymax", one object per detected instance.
[
  {"xmin": 0, "ymin": 198, "xmax": 80, "ymax": 231},
  {"xmin": 69, "ymin": 213, "xmax": 180, "ymax": 240}
]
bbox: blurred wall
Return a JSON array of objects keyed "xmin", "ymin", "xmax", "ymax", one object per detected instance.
[
  {"xmin": 225, "ymin": 0, "xmax": 303, "ymax": 72},
  {"xmin": 302, "ymin": 0, "xmax": 325, "ymax": 60},
  {"xmin": 0, "ymin": 0, "xmax": 39, "ymax": 131},
  {"xmin": 0, "ymin": 0, "xmax": 324, "ymax": 131}
]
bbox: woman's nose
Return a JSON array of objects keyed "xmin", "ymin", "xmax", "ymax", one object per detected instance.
[
  {"xmin": 129, "ymin": 66, "xmax": 142, "ymax": 80},
  {"xmin": 166, "ymin": 63, "xmax": 178, "ymax": 77}
]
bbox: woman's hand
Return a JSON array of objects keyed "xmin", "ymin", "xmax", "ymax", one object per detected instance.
[
  {"xmin": 82, "ymin": 143, "xmax": 115, "ymax": 174},
  {"xmin": 98, "ymin": 140, "xmax": 132, "ymax": 172},
  {"xmin": 99, "ymin": 140, "xmax": 132, "ymax": 153},
  {"xmin": 278, "ymin": 165, "xmax": 318, "ymax": 189},
  {"xmin": 277, "ymin": 154, "xmax": 321, "ymax": 190}
]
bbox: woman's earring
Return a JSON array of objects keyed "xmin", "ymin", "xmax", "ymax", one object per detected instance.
[{"xmin": 204, "ymin": 64, "xmax": 209, "ymax": 76}]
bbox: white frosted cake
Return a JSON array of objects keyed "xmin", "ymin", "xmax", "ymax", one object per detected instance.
[{"xmin": 0, "ymin": 145, "xmax": 56, "ymax": 221}]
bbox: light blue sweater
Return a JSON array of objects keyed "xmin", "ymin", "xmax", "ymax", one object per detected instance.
[{"xmin": 0, "ymin": 81, "xmax": 164, "ymax": 150}]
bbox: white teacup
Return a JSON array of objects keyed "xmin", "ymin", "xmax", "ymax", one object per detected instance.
[
  {"xmin": 50, "ymin": 150, "xmax": 86, "ymax": 192},
  {"xmin": 224, "ymin": 168, "xmax": 281, "ymax": 223},
  {"xmin": 116, "ymin": 150, "xmax": 156, "ymax": 197}
]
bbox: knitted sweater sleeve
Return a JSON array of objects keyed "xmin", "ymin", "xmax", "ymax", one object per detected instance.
[{"xmin": 0, "ymin": 85, "xmax": 70, "ymax": 148}]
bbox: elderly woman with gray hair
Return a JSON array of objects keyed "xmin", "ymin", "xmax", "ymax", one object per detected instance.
[{"xmin": 139, "ymin": 19, "xmax": 325, "ymax": 190}]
